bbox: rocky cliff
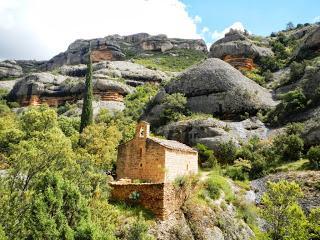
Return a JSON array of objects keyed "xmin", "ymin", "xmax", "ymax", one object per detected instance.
[{"xmin": 42, "ymin": 33, "xmax": 208, "ymax": 70}]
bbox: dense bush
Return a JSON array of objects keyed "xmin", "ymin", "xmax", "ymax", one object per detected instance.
[
  {"xmin": 195, "ymin": 143, "xmax": 217, "ymax": 168},
  {"xmin": 267, "ymin": 88, "xmax": 308, "ymax": 125},
  {"xmin": 225, "ymin": 159, "xmax": 251, "ymax": 181},
  {"xmin": 307, "ymin": 146, "xmax": 320, "ymax": 169},
  {"xmin": 290, "ymin": 61, "xmax": 306, "ymax": 82},
  {"xmin": 215, "ymin": 140, "xmax": 238, "ymax": 165},
  {"xmin": 273, "ymin": 133, "xmax": 304, "ymax": 162},
  {"xmin": 159, "ymin": 93, "xmax": 188, "ymax": 125},
  {"xmin": 261, "ymin": 180, "xmax": 309, "ymax": 240},
  {"xmin": 124, "ymin": 83, "xmax": 159, "ymax": 121}
]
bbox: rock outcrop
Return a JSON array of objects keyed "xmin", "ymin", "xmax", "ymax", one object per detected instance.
[
  {"xmin": 156, "ymin": 117, "xmax": 268, "ymax": 151},
  {"xmin": 58, "ymin": 61, "xmax": 170, "ymax": 86},
  {"xmin": 8, "ymin": 72, "xmax": 133, "ymax": 112},
  {"xmin": 209, "ymin": 30, "xmax": 273, "ymax": 70},
  {"xmin": 145, "ymin": 58, "xmax": 276, "ymax": 122},
  {"xmin": 43, "ymin": 33, "xmax": 208, "ymax": 70},
  {"xmin": 294, "ymin": 25, "xmax": 320, "ymax": 59},
  {"xmin": 0, "ymin": 60, "xmax": 23, "ymax": 79}
]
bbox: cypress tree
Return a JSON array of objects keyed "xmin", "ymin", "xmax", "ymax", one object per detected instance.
[{"xmin": 80, "ymin": 54, "xmax": 93, "ymax": 132}]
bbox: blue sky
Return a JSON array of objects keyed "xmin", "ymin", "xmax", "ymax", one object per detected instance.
[
  {"xmin": 0, "ymin": 0, "xmax": 319, "ymax": 60},
  {"xmin": 183, "ymin": 0, "xmax": 320, "ymax": 42}
]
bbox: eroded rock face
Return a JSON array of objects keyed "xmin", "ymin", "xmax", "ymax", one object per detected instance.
[
  {"xmin": 209, "ymin": 30, "xmax": 273, "ymax": 62},
  {"xmin": 43, "ymin": 33, "xmax": 208, "ymax": 70},
  {"xmin": 295, "ymin": 25, "xmax": 320, "ymax": 59},
  {"xmin": 0, "ymin": 60, "xmax": 23, "ymax": 79},
  {"xmin": 146, "ymin": 58, "xmax": 276, "ymax": 121},
  {"xmin": 156, "ymin": 117, "xmax": 268, "ymax": 151},
  {"xmin": 58, "ymin": 61, "xmax": 170, "ymax": 86},
  {"xmin": 43, "ymin": 40, "xmax": 124, "ymax": 70},
  {"xmin": 8, "ymin": 72, "xmax": 133, "ymax": 109}
]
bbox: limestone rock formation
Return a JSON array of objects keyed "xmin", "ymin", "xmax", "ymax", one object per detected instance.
[
  {"xmin": 43, "ymin": 40, "xmax": 125, "ymax": 70},
  {"xmin": 43, "ymin": 33, "xmax": 208, "ymax": 70},
  {"xmin": 8, "ymin": 72, "xmax": 133, "ymax": 111},
  {"xmin": 58, "ymin": 61, "xmax": 170, "ymax": 86},
  {"xmin": 156, "ymin": 117, "xmax": 268, "ymax": 151},
  {"xmin": 294, "ymin": 25, "xmax": 320, "ymax": 59},
  {"xmin": 209, "ymin": 30, "xmax": 273, "ymax": 61},
  {"xmin": 0, "ymin": 60, "xmax": 23, "ymax": 79},
  {"xmin": 146, "ymin": 58, "xmax": 276, "ymax": 121}
]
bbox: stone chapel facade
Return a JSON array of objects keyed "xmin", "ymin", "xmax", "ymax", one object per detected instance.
[{"xmin": 110, "ymin": 121, "xmax": 198, "ymax": 219}]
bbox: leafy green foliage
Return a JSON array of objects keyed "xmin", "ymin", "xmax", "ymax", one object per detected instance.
[
  {"xmin": 307, "ymin": 146, "xmax": 320, "ymax": 169},
  {"xmin": 215, "ymin": 140, "xmax": 238, "ymax": 165},
  {"xmin": 79, "ymin": 123, "xmax": 122, "ymax": 170},
  {"xmin": 225, "ymin": 159, "xmax": 251, "ymax": 181},
  {"xmin": 195, "ymin": 143, "xmax": 217, "ymax": 168},
  {"xmin": 267, "ymin": 88, "xmax": 308, "ymax": 125},
  {"xmin": 0, "ymin": 104, "xmax": 156, "ymax": 239},
  {"xmin": 126, "ymin": 213, "xmax": 155, "ymax": 240},
  {"xmin": 133, "ymin": 49, "xmax": 206, "ymax": 72},
  {"xmin": 159, "ymin": 93, "xmax": 188, "ymax": 125},
  {"xmin": 201, "ymin": 171, "xmax": 234, "ymax": 202},
  {"xmin": 308, "ymin": 208, "xmax": 320, "ymax": 239},
  {"xmin": 124, "ymin": 83, "xmax": 159, "ymax": 121},
  {"xmin": 290, "ymin": 61, "xmax": 306, "ymax": 82},
  {"xmin": 261, "ymin": 181, "xmax": 309, "ymax": 240},
  {"xmin": 80, "ymin": 56, "xmax": 93, "ymax": 132}
]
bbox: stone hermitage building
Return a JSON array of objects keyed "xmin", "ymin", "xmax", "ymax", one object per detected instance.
[{"xmin": 110, "ymin": 121, "xmax": 198, "ymax": 219}]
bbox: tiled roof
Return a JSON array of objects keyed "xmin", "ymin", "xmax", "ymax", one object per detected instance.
[{"xmin": 148, "ymin": 137, "xmax": 197, "ymax": 153}]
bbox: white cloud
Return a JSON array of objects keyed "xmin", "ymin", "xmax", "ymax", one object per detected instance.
[
  {"xmin": 211, "ymin": 21, "xmax": 246, "ymax": 41},
  {"xmin": 0, "ymin": 0, "xmax": 203, "ymax": 60},
  {"xmin": 313, "ymin": 16, "xmax": 320, "ymax": 22},
  {"xmin": 193, "ymin": 15, "xmax": 202, "ymax": 24},
  {"xmin": 201, "ymin": 27, "xmax": 209, "ymax": 34}
]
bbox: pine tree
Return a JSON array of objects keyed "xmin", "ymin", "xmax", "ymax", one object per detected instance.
[{"xmin": 80, "ymin": 54, "xmax": 93, "ymax": 132}]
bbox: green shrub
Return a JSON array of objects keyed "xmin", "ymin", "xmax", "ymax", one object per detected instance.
[
  {"xmin": 129, "ymin": 191, "xmax": 140, "ymax": 201},
  {"xmin": 127, "ymin": 213, "xmax": 154, "ymax": 240},
  {"xmin": 215, "ymin": 140, "xmax": 238, "ymax": 165},
  {"xmin": 203, "ymin": 172, "xmax": 234, "ymax": 202},
  {"xmin": 308, "ymin": 208, "xmax": 320, "ymax": 239},
  {"xmin": 261, "ymin": 180, "xmax": 309, "ymax": 240},
  {"xmin": 307, "ymin": 146, "xmax": 320, "ymax": 169},
  {"xmin": 196, "ymin": 143, "xmax": 217, "ymax": 168},
  {"xmin": 290, "ymin": 61, "xmax": 306, "ymax": 82},
  {"xmin": 159, "ymin": 93, "xmax": 188, "ymax": 125},
  {"xmin": 267, "ymin": 88, "xmax": 308, "ymax": 125},
  {"xmin": 225, "ymin": 159, "xmax": 251, "ymax": 181},
  {"xmin": 259, "ymin": 56, "xmax": 281, "ymax": 72},
  {"xmin": 273, "ymin": 133, "xmax": 304, "ymax": 162}
]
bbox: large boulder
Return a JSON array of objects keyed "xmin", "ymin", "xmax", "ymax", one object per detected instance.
[
  {"xmin": 9, "ymin": 72, "xmax": 133, "ymax": 101},
  {"xmin": 146, "ymin": 58, "xmax": 276, "ymax": 121},
  {"xmin": 294, "ymin": 25, "xmax": 320, "ymax": 59},
  {"xmin": 43, "ymin": 40, "xmax": 125, "ymax": 70},
  {"xmin": 0, "ymin": 60, "xmax": 23, "ymax": 79},
  {"xmin": 58, "ymin": 61, "xmax": 170, "ymax": 86},
  {"xmin": 209, "ymin": 30, "xmax": 273, "ymax": 60},
  {"xmin": 156, "ymin": 117, "xmax": 268, "ymax": 151}
]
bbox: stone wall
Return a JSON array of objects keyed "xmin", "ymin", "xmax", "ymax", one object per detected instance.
[
  {"xmin": 164, "ymin": 149, "xmax": 198, "ymax": 182},
  {"xmin": 116, "ymin": 138, "xmax": 166, "ymax": 182},
  {"xmin": 110, "ymin": 182, "xmax": 185, "ymax": 220}
]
